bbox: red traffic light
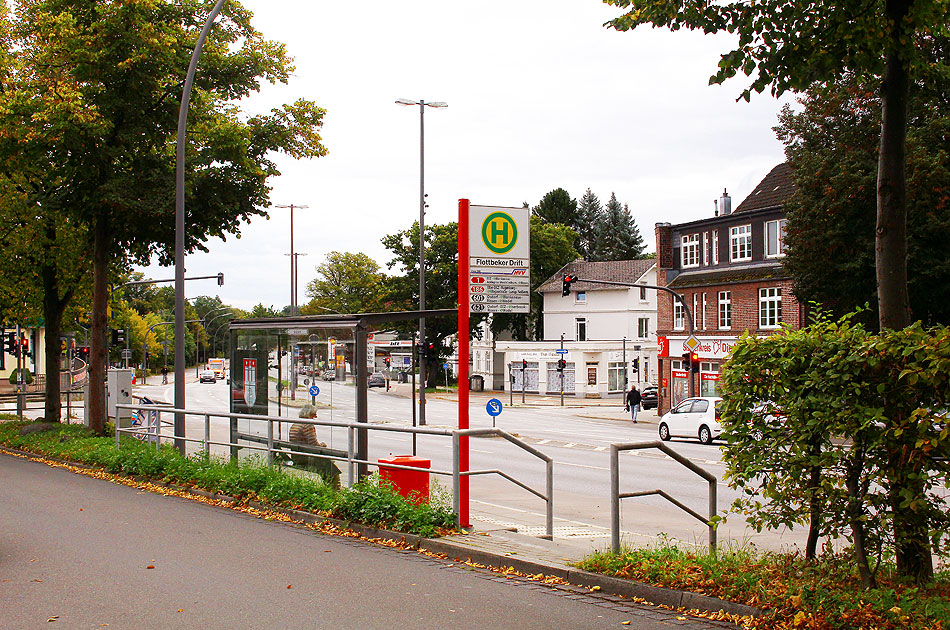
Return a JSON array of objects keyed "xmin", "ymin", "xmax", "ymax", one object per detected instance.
[{"xmin": 690, "ymin": 352, "xmax": 699, "ymax": 363}]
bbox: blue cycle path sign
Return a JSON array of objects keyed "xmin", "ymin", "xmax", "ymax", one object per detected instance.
[
  {"xmin": 309, "ymin": 385, "xmax": 320, "ymax": 397},
  {"xmin": 485, "ymin": 398, "xmax": 503, "ymax": 417}
]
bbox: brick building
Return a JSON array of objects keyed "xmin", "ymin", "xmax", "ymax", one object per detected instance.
[{"xmin": 654, "ymin": 163, "xmax": 806, "ymax": 413}]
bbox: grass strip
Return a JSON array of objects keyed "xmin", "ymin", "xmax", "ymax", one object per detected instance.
[
  {"xmin": 577, "ymin": 543, "xmax": 950, "ymax": 629},
  {"xmin": 0, "ymin": 418, "xmax": 457, "ymax": 538}
]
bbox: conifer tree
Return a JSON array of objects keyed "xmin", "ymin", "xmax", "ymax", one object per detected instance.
[{"xmin": 591, "ymin": 194, "xmax": 645, "ymax": 261}]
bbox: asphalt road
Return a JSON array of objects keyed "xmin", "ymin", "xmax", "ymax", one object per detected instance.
[{"xmin": 0, "ymin": 454, "xmax": 730, "ymax": 630}]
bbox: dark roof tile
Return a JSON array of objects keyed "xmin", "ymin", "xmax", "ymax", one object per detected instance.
[{"xmin": 733, "ymin": 163, "xmax": 795, "ymax": 214}]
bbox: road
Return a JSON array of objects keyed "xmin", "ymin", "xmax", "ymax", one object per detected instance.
[
  {"xmin": 0, "ymin": 454, "xmax": 732, "ymax": 630},
  {"xmin": 132, "ymin": 377, "xmax": 807, "ymax": 554}
]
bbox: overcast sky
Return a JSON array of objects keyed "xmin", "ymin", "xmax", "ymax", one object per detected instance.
[{"xmin": 136, "ymin": 0, "xmax": 794, "ymax": 310}]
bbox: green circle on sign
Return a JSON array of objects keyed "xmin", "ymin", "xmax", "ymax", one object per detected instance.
[{"xmin": 481, "ymin": 212, "xmax": 518, "ymax": 255}]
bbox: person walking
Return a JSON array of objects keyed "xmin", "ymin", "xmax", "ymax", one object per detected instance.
[
  {"xmin": 625, "ymin": 384, "xmax": 642, "ymax": 423},
  {"xmin": 161, "ymin": 365, "xmax": 168, "ymax": 385}
]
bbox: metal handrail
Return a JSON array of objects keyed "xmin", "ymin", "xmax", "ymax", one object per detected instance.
[
  {"xmin": 610, "ymin": 440, "xmax": 717, "ymax": 554},
  {"xmin": 116, "ymin": 404, "xmax": 555, "ymax": 537}
]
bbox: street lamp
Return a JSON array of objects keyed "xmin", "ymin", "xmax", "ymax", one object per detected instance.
[
  {"xmin": 275, "ymin": 204, "xmax": 308, "ymax": 315},
  {"xmin": 284, "ymin": 252, "xmax": 308, "ymax": 313},
  {"xmin": 395, "ymin": 98, "xmax": 447, "ymax": 426}
]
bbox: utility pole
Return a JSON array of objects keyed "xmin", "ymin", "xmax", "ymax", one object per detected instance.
[{"xmin": 560, "ymin": 333, "xmax": 565, "ymax": 407}]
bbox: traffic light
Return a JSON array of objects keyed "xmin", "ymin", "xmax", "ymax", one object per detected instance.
[
  {"xmin": 556, "ymin": 358, "xmax": 566, "ymax": 372},
  {"xmin": 78, "ymin": 346, "xmax": 90, "ymax": 362},
  {"xmin": 111, "ymin": 328, "xmax": 126, "ymax": 346},
  {"xmin": 681, "ymin": 351, "xmax": 690, "ymax": 367},
  {"xmin": 20, "ymin": 335, "xmax": 30, "ymax": 359},
  {"xmin": 561, "ymin": 274, "xmax": 577, "ymax": 297},
  {"xmin": 384, "ymin": 357, "xmax": 391, "ymax": 367},
  {"xmin": 690, "ymin": 351, "xmax": 700, "ymax": 373},
  {"xmin": 3, "ymin": 331, "xmax": 15, "ymax": 354},
  {"xmin": 217, "ymin": 272, "xmax": 225, "ymax": 286},
  {"xmin": 522, "ymin": 359, "xmax": 528, "ymax": 371},
  {"xmin": 632, "ymin": 358, "xmax": 639, "ymax": 373}
]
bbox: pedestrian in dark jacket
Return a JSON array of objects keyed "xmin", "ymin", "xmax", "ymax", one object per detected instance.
[{"xmin": 625, "ymin": 385, "xmax": 642, "ymax": 423}]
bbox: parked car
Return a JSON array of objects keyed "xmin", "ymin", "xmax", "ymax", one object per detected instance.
[
  {"xmin": 640, "ymin": 385, "xmax": 658, "ymax": 410},
  {"xmin": 658, "ymin": 396, "xmax": 723, "ymax": 445},
  {"xmin": 199, "ymin": 370, "xmax": 216, "ymax": 384},
  {"xmin": 321, "ymin": 371, "xmax": 336, "ymax": 381},
  {"xmin": 368, "ymin": 372, "xmax": 386, "ymax": 388}
]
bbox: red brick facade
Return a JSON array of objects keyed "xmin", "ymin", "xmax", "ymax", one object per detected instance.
[{"xmin": 653, "ymin": 164, "xmax": 805, "ymax": 414}]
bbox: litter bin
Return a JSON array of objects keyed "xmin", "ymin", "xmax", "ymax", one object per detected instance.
[
  {"xmin": 469, "ymin": 374, "xmax": 484, "ymax": 392},
  {"xmin": 378, "ymin": 455, "xmax": 430, "ymax": 504}
]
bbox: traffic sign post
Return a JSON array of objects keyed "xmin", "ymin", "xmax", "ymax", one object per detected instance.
[
  {"xmin": 309, "ymin": 384, "xmax": 320, "ymax": 405},
  {"xmin": 485, "ymin": 397, "xmax": 503, "ymax": 428}
]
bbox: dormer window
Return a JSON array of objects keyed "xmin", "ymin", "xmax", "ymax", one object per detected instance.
[
  {"xmin": 730, "ymin": 225, "xmax": 752, "ymax": 262},
  {"xmin": 681, "ymin": 234, "xmax": 700, "ymax": 268},
  {"xmin": 765, "ymin": 219, "xmax": 787, "ymax": 257}
]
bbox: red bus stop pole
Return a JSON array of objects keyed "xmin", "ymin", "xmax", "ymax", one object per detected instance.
[{"xmin": 457, "ymin": 198, "xmax": 470, "ymax": 528}]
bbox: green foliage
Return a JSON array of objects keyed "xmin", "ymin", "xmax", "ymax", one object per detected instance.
[
  {"xmin": 719, "ymin": 313, "xmax": 950, "ymax": 584},
  {"xmin": 8, "ymin": 369, "xmax": 33, "ymax": 385},
  {"xmin": 531, "ymin": 188, "xmax": 578, "ymax": 226},
  {"xmin": 778, "ymin": 76, "xmax": 950, "ymax": 328},
  {"xmin": 590, "ymin": 193, "xmax": 646, "ymax": 261},
  {"xmin": 576, "ymin": 188, "xmax": 604, "ymax": 260},
  {"xmin": 578, "ymin": 544, "xmax": 950, "ymax": 629},
  {"xmin": 300, "ymin": 251, "xmax": 389, "ymax": 315},
  {"xmin": 0, "ymin": 421, "xmax": 457, "ymax": 538}
]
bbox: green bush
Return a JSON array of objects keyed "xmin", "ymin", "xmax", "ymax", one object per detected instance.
[{"xmin": 8, "ymin": 369, "xmax": 33, "ymax": 385}]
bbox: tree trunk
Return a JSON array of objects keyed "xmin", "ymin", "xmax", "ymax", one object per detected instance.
[
  {"xmin": 805, "ymin": 461, "xmax": 822, "ymax": 559},
  {"xmin": 888, "ymin": 432, "xmax": 934, "ymax": 582},
  {"xmin": 845, "ymin": 445, "xmax": 876, "ymax": 589},
  {"xmin": 876, "ymin": 0, "xmax": 912, "ymax": 331},
  {"xmin": 88, "ymin": 215, "xmax": 109, "ymax": 435},
  {"xmin": 40, "ymin": 262, "xmax": 64, "ymax": 423}
]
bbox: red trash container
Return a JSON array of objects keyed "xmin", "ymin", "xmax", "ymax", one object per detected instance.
[{"xmin": 378, "ymin": 455, "xmax": 431, "ymax": 504}]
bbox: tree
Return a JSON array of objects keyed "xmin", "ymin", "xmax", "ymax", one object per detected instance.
[
  {"xmin": 590, "ymin": 194, "xmax": 646, "ymax": 261},
  {"xmin": 300, "ymin": 251, "xmax": 389, "ymax": 315},
  {"xmin": 381, "ymin": 222, "xmax": 482, "ymax": 387},
  {"xmin": 0, "ymin": 0, "xmax": 327, "ymax": 434},
  {"xmin": 532, "ymin": 188, "xmax": 579, "ymax": 227},
  {"xmin": 576, "ymin": 188, "xmax": 604, "ymax": 260},
  {"xmin": 778, "ymin": 76, "xmax": 950, "ymax": 328},
  {"xmin": 603, "ymin": 0, "xmax": 950, "ymax": 582}
]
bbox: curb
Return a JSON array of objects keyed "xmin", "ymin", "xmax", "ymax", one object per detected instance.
[{"xmin": 0, "ymin": 442, "xmax": 761, "ymax": 620}]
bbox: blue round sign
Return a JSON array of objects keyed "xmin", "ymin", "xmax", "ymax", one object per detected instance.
[
  {"xmin": 485, "ymin": 398, "xmax": 503, "ymax": 417},
  {"xmin": 309, "ymin": 385, "xmax": 320, "ymax": 397}
]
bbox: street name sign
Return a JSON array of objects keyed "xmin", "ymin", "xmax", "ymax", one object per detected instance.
[{"xmin": 555, "ymin": 349, "xmax": 569, "ymax": 354}]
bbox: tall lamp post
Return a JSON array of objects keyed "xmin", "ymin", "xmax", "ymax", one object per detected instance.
[
  {"xmin": 275, "ymin": 204, "xmax": 308, "ymax": 315},
  {"xmin": 395, "ymin": 98, "xmax": 447, "ymax": 426},
  {"xmin": 285, "ymin": 251, "xmax": 308, "ymax": 313}
]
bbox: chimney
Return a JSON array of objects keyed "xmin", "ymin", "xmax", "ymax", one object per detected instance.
[
  {"xmin": 655, "ymin": 223, "xmax": 673, "ymax": 269},
  {"xmin": 718, "ymin": 189, "xmax": 732, "ymax": 216},
  {"xmin": 713, "ymin": 199, "xmax": 719, "ymax": 217}
]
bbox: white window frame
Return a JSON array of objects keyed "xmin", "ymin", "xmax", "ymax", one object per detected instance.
[
  {"xmin": 765, "ymin": 219, "xmax": 787, "ymax": 258},
  {"xmin": 673, "ymin": 301, "xmax": 685, "ymax": 331},
  {"xmin": 607, "ymin": 361, "xmax": 626, "ymax": 392},
  {"xmin": 718, "ymin": 291, "xmax": 731, "ymax": 330},
  {"xmin": 712, "ymin": 231, "xmax": 719, "ymax": 264},
  {"xmin": 681, "ymin": 234, "xmax": 700, "ymax": 268},
  {"xmin": 575, "ymin": 317, "xmax": 587, "ymax": 341},
  {"xmin": 639, "ymin": 282, "xmax": 647, "ymax": 301},
  {"xmin": 692, "ymin": 293, "xmax": 698, "ymax": 329},
  {"xmin": 759, "ymin": 287, "xmax": 783, "ymax": 329},
  {"xmin": 702, "ymin": 232, "xmax": 709, "ymax": 265},
  {"xmin": 701, "ymin": 293, "xmax": 707, "ymax": 330},
  {"xmin": 575, "ymin": 290, "xmax": 587, "ymax": 303},
  {"xmin": 730, "ymin": 224, "xmax": 752, "ymax": 262},
  {"xmin": 637, "ymin": 317, "xmax": 650, "ymax": 339}
]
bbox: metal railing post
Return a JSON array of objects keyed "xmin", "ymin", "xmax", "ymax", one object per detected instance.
[
  {"xmin": 709, "ymin": 477, "xmax": 718, "ymax": 555},
  {"xmin": 545, "ymin": 459, "xmax": 554, "ymax": 539},
  {"xmin": 610, "ymin": 444, "xmax": 620, "ymax": 552},
  {"xmin": 346, "ymin": 425, "xmax": 355, "ymax": 488},
  {"xmin": 204, "ymin": 414, "xmax": 210, "ymax": 456},
  {"xmin": 155, "ymin": 409, "xmax": 161, "ymax": 451},
  {"xmin": 452, "ymin": 432, "xmax": 461, "ymax": 527},
  {"xmin": 115, "ymin": 422, "xmax": 121, "ymax": 450},
  {"xmin": 267, "ymin": 417, "xmax": 274, "ymax": 466}
]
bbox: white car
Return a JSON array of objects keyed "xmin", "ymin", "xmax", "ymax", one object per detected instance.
[{"xmin": 658, "ymin": 396, "xmax": 723, "ymax": 445}]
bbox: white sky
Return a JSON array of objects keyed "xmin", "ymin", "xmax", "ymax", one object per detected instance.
[{"xmin": 136, "ymin": 0, "xmax": 793, "ymax": 310}]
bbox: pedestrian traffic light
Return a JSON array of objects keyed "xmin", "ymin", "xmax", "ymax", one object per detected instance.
[
  {"xmin": 522, "ymin": 359, "xmax": 528, "ymax": 371},
  {"xmin": 3, "ymin": 331, "xmax": 15, "ymax": 354},
  {"xmin": 690, "ymin": 351, "xmax": 700, "ymax": 373},
  {"xmin": 384, "ymin": 357, "xmax": 391, "ymax": 367},
  {"xmin": 556, "ymin": 358, "xmax": 566, "ymax": 372},
  {"xmin": 632, "ymin": 358, "xmax": 639, "ymax": 373},
  {"xmin": 561, "ymin": 274, "xmax": 577, "ymax": 297},
  {"xmin": 78, "ymin": 346, "xmax": 90, "ymax": 361},
  {"xmin": 681, "ymin": 351, "xmax": 690, "ymax": 366},
  {"xmin": 20, "ymin": 336, "xmax": 30, "ymax": 359}
]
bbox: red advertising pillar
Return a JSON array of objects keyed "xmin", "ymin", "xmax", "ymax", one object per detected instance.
[{"xmin": 457, "ymin": 198, "xmax": 471, "ymax": 527}]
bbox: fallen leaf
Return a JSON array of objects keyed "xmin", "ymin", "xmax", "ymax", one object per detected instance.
[
  {"xmin": 323, "ymin": 550, "xmax": 331, "ymax": 553},
  {"xmin": 32, "ymin": 579, "xmax": 43, "ymax": 582},
  {"xmin": 590, "ymin": 585, "xmax": 601, "ymax": 591},
  {"xmin": 47, "ymin": 616, "xmax": 59, "ymax": 622},
  {"xmin": 621, "ymin": 622, "xmax": 631, "ymax": 626},
  {"xmin": 287, "ymin": 585, "xmax": 292, "ymax": 589},
  {"xmin": 79, "ymin": 508, "xmax": 83, "ymax": 511},
  {"xmin": 146, "ymin": 565, "xmax": 155, "ymax": 570},
  {"xmin": 177, "ymin": 609, "xmax": 183, "ymax": 613}
]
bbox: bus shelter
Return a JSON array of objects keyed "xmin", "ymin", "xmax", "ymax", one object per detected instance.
[{"xmin": 228, "ymin": 310, "xmax": 454, "ymax": 478}]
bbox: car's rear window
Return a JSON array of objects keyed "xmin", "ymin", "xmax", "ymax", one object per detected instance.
[{"xmin": 692, "ymin": 400, "xmax": 709, "ymax": 413}]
